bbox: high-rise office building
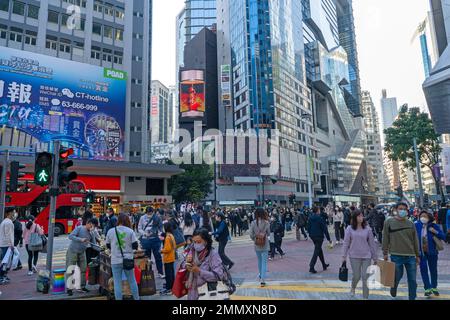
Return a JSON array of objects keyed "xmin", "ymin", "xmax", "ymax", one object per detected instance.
[
  {"xmin": 335, "ymin": 0, "xmax": 362, "ymax": 117},
  {"xmin": 0, "ymin": 0, "xmax": 153, "ymax": 163},
  {"xmin": 150, "ymin": 80, "xmax": 170, "ymax": 145},
  {"xmin": 424, "ymin": 0, "xmax": 450, "ymax": 135},
  {"xmin": 216, "ymin": 0, "xmax": 320, "ymax": 204},
  {"xmin": 380, "ymin": 90, "xmax": 399, "ymax": 138},
  {"xmin": 302, "ymin": 0, "xmax": 367, "ymax": 201},
  {"xmin": 361, "ymin": 91, "xmax": 385, "ymax": 196}
]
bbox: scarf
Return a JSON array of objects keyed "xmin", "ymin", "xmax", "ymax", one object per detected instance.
[
  {"xmin": 422, "ymin": 224, "xmax": 429, "ymax": 254},
  {"xmin": 186, "ymin": 248, "xmax": 209, "ymax": 290}
]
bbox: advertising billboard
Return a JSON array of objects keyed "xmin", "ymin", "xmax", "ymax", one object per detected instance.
[
  {"xmin": 180, "ymin": 70, "xmax": 205, "ymax": 118},
  {"xmin": 0, "ymin": 47, "xmax": 126, "ymax": 161},
  {"xmin": 221, "ymin": 65, "xmax": 231, "ymax": 108},
  {"xmin": 443, "ymin": 145, "xmax": 450, "ymax": 186}
]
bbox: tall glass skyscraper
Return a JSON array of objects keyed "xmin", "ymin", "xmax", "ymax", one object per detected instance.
[
  {"xmin": 216, "ymin": 0, "xmax": 320, "ymax": 204},
  {"xmin": 185, "ymin": 0, "xmax": 216, "ymax": 41},
  {"xmin": 335, "ymin": 0, "xmax": 362, "ymax": 117}
]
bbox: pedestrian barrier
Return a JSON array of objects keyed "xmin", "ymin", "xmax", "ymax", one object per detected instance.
[{"xmin": 52, "ymin": 269, "xmax": 66, "ymax": 295}]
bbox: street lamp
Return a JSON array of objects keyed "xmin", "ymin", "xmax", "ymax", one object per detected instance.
[{"xmin": 301, "ymin": 113, "xmax": 313, "ymax": 209}]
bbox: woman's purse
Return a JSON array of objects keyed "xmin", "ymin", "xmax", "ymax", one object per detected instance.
[
  {"xmin": 433, "ymin": 235, "xmax": 444, "ymax": 251},
  {"xmin": 114, "ymin": 227, "xmax": 134, "ymax": 270},
  {"xmin": 339, "ymin": 261, "xmax": 348, "ymax": 282},
  {"xmin": 172, "ymin": 267, "xmax": 188, "ymax": 298},
  {"xmin": 29, "ymin": 225, "xmax": 44, "ymax": 252}
]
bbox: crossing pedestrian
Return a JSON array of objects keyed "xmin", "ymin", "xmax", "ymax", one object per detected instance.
[
  {"xmin": 106, "ymin": 213, "xmax": 140, "ymax": 300},
  {"xmin": 333, "ymin": 207, "xmax": 344, "ymax": 245},
  {"xmin": 12, "ymin": 211, "xmax": 23, "ymax": 271},
  {"xmin": 382, "ymin": 202, "xmax": 420, "ymax": 300},
  {"xmin": 415, "ymin": 210, "xmax": 446, "ymax": 297},
  {"xmin": 342, "ymin": 210, "xmax": 378, "ymax": 299},
  {"xmin": 181, "ymin": 212, "xmax": 195, "ymax": 245},
  {"xmin": 249, "ymin": 208, "xmax": 270, "ymax": 287},
  {"xmin": 184, "ymin": 228, "xmax": 225, "ymax": 300},
  {"xmin": 212, "ymin": 212, "xmax": 234, "ymax": 270},
  {"xmin": 160, "ymin": 222, "xmax": 176, "ymax": 296},
  {"xmin": 22, "ymin": 216, "xmax": 44, "ymax": 276},
  {"xmin": 66, "ymin": 218, "xmax": 98, "ymax": 296},
  {"xmin": 0, "ymin": 208, "xmax": 15, "ymax": 285},
  {"xmin": 295, "ymin": 209, "xmax": 308, "ymax": 241},
  {"xmin": 373, "ymin": 208, "xmax": 386, "ymax": 243},
  {"xmin": 103, "ymin": 207, "xmax": 117, "ymax": 236},
  {"xmin": 138, "ymin": 206, "xmax": 165, "ymax": 279},
  {"xmin": 269, "ymin": 214, "xmax": 285, "ymax": 260},
  {"xmin": 307, "ymin": 207, "xmax": 332, "ymax": 274}
]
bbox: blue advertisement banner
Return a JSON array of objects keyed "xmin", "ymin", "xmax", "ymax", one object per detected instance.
[{"xmin": 0, "ymin": 47, "xmax": 126, "ymax": 161}]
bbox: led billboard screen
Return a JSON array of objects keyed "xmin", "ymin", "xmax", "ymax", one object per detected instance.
[
  {"xmin": 180, "ymin": 70, "xmax": 205, "ymax": 118},
  {"xmin": 0, "ymin": 47, "xmax": 127, "ymax": 161}
]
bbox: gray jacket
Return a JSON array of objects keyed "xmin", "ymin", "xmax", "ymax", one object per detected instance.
[
  {"xmin": 250, "ymin": 219, "xmax": 270, "ymax": 251},
  {"xmin": 68, "ymin": 226, "xmax": 92, "ymax": 254}
]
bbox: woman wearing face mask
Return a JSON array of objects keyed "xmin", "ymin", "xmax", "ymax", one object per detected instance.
[
  {"xmin": 415, "ymin": 210, "xmax": 445, "ymax": 297},
  {"xmin": 185, "ymin": 228, "xmax": 225, "ymax": 300}
]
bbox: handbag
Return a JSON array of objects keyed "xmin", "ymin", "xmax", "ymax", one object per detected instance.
[
  {"xmin": 139, "ymin": 265, "xmax": 156, "ymax": 296},
  {"xmin": 339, "ymin": 261, "xmax": 348, "ymax": 282},
  {"xmin": 29, "ymin": 226, "xmax": 44, "ymax": 252},
  {"xmin": 433, "ymin": 235, "xmax": 444, "ymax": 251},
  {"xmin": 114, "ymin": 227, "xmax": 134, "ymax": 270},
  {"xmin": 172, "ymin": 267, "xmax": 188, "ymax": 298}
]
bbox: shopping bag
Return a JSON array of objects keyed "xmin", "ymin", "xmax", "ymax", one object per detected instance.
[
  {"xmin": 29, "ymin": 233, "xmax": 43, "ymax": 252},
  {"xmin": 11, "ymin": 248, "xmax": 20, "ymax": 270},
  {"xmin": 139, "ymin": 267, "xmax": 156, "ymax": 296},
  {"xmin": 338, "ymin": 261, "xmax": 348, "ymax": 282},
  {"xmin": 172, "ymin": 268, "xmax": 188, "ymax": 298},
  {"xmin": 378, "ymin": 260, "xmax": 395, "ymax": 287},
  {"xmin": 0, "ymin": 248, "xmax": 13, "ymax": 271}
]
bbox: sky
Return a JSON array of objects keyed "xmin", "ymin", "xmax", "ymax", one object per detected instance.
[{"xmin": 151, "ymin": 0, "xmax": 431, "ymax": 115}]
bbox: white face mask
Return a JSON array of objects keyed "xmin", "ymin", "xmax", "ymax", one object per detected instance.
[{"xmin": 420, "ymin": 217, "xmax": 429, "ymax": 224}]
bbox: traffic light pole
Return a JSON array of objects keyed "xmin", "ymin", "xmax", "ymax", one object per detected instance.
[
  {"xmin": 46, "ymin": 141, "xmax": 60, "ymax": 274},
  {"xmin": 413, "ymin": 137, "xmax": 425, "ymax": 208},
  {"xmin": 0, "ymin": 150, "xmax": 9, "ymax": 222}
]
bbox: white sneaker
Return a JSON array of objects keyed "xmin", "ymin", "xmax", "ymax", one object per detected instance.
[
  {"xmin": 350, "ymin": 288, "xmax": 355, "ymax": 297},
  {"xmin": 27, "ymin": 271, "xmax": 33, "ymax": 276},
  {"xmin": 32, "ymin": 265, "xmax": 38, "ymax": 273},
  {"xmin": 158, "ymin": 273, "xmax": 165, "ymax": 279}
]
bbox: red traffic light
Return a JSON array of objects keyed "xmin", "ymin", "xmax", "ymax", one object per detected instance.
[{"xmin": 60, "ymin": 148, "xmax": 74, "ymax": 159}]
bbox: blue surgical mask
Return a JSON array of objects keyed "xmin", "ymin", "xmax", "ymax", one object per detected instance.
[
  {"xmin": 193, "ymin": 243, "xmax": 206, "ymax": 252},
  {"xmin": 398, "ymin": 210, "xmax": 407, "ymax": 218}
]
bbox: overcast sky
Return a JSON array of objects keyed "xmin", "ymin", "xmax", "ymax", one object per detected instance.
[{"xmin": 151, "ymin": 0, "xmax": 430, "ymax": 115}]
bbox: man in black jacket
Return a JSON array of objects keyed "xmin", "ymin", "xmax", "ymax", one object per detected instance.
[
  {"xmin": 296, "ymin": 211, "xmax": 308, "ymax": 240},
  {"xmin": 307, "ymin": 207, "xmax": 332, "ymax": 273},
  {"xmin": 13, "ymin": 214, "xmax": 23, "ymax": 270}
]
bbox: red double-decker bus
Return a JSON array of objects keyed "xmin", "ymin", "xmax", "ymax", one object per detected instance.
[{"xmin": 6, "ymin": 179, "xmax": 88, "ymax": 236}]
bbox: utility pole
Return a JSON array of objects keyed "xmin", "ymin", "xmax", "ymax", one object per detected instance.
[
  {"xmin": 46, "ymin": 141, "xmax": 60, "ymax": 274},
  {"xmin": 302, "ymin": 113, "xmax": 313, "ymax": 209},
  {"xmin": 0, "ymin": 150, "xmax": 9, "ymax": 222},
  {"xmin": 413, "ymin": 137, "xmax": 425, "ymax": 208}
]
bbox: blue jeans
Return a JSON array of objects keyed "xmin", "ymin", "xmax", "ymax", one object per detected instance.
[
  {"xmin": 391, "ymin": 255, "xmax": 417, "ymax": 300},
  {"xmin": 255, "ymin": 250, "xmax": 268, "ymax": 281},
  {"xmin": 141, "ymin": 238, "xmax": 163, "ymax": 275},
  {"xmin": 111, "ymin": 264, "xmax": 140, "ymax": 300},
  {"xmin": 419, "ymin": 254, "xmax": 438, "ymax": 290}
]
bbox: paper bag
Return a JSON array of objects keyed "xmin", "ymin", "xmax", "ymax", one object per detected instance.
[{"xmin": 378, "ymin": 260, "xmax": 395, "ymax": 287}]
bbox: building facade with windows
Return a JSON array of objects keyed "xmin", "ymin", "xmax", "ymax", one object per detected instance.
[
  {"xmin": 0, "ymin": 0, "xmax": 153, "ymax": 163},
  {"xmin": 214, "ymin": 0, "xmax": 321, "ymax": 205},
  {"xmin": 150, "ymin": 80, "xmax": 170, "ymax": 145},
  {"xmin": 361, "ymin": 91, "xmax": 385, "ymax": 196},
  {"xmin": 0, "ymin": 0, "xmax": 183, "ymax": 204}
]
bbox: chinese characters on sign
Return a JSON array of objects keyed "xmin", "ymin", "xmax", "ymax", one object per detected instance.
[{"xmin": 0, "ymin": 47, "xmax": 126, "ymax": 161}]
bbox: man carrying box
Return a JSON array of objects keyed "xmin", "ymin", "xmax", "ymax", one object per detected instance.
[{"xmin": 382, "ymin": 202, "xmax": 420, "ymax": 300}]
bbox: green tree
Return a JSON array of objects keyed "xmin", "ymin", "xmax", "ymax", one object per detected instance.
[
  {"xmin": 384, "ymin": 104, "xmax": 445, "ymax": 204},
  {"xmin": 168, "ymin": 163, "xmax": 213, "ymax": 203}
]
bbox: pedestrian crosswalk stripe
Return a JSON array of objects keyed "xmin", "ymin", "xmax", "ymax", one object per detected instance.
[{"xmin": 236, "ymin": 285, "xmax": 450, "ymax": 299}]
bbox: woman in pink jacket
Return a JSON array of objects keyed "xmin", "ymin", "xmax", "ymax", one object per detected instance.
[{"xmin": 22, "ymin": 216, "xmax": 44, "ymax": 276}]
